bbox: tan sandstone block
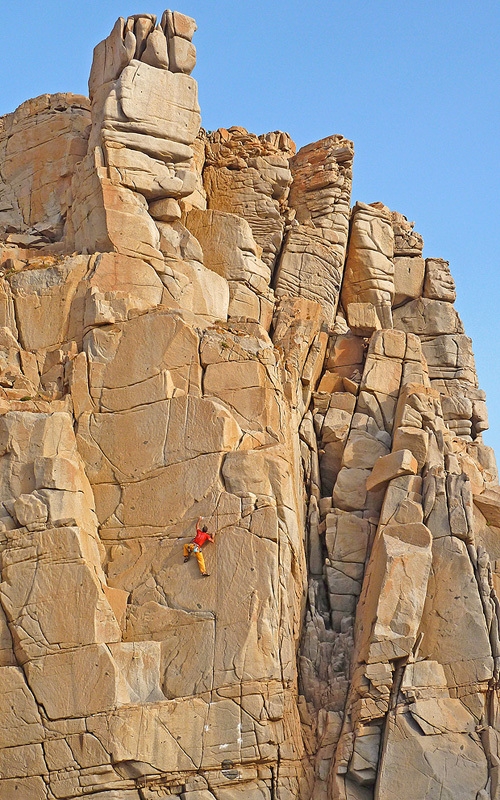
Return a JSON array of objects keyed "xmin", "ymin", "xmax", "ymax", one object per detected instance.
[
  {"xmin": 203, "ymin": 127, "xmax": 293, "ymax": 267},
  {"xmin": 333, "ymin": 468, "xmax": 370, "ymax": 512},
  {"xmin": 417, "ymin": 536, "xmax": 493, "ymax": 686},
  {"xmin": 24, "ymin": 644, "xmax": 128, "ymax": 719},
  {"xmin": 348, "ymin": 728, "xmax": 381, "ymax": 785},
  {"xmin": 102, "ymin": 585, "xmax": 129, "ymax": 630},
  {"xmin": 377, "ymin": 712, "xmax": 488, "ymax": 799},
  {"xmin": 165, "ymin": 10, "xmax": 198, "ymax": 41},
  {"xmin": 342, "ymin": 431, "xmax": 389, "ymax": 470},
  {"xmin": 13, "ymin": 493, "xmax": 48, "ymax": 527},
  {"xmin": 86, "ymin": 252, "xmax": 164, "ymax": 321},
  {"xmin": 108, "ymin": 642, "xmax": 164, "ymax": 703},
  {"xmin": 393, "ymin": 256, "xmax": 425, "ymax": 305},
  {"xmin": 160, "ymin": 258, "xmax": 230, "ymax": 322},
  {"xmin": 320, "ymin": 440, "xmax": 345, "ymax": 495},
  {"xmin": 423, "ymin": 258, "xmax": 456, "ymax": 303},
  {"xmin": 148, "ymin": 197, "xmax": 182, "ymax": 221},
  {"xmin": 204, "ymin": 360, "xmax": 279, "ymax": 434},
  {"xmin": 228, "ymin": 280, "xmax": 262, "ymax": 323},
  {"xmin": 393, "ymin": 382, "xmax": 441, "ymax": 430},
  {"xmin": 0, "ymin": 603, "xmax": 15, "ymax": 666},
  {"xmin": 369, "ymin": 328, "xmax": 407, "ymax": 360},
  {"xmin": 88, "ymin": 17, "xmax": 137, "ymax": 96},
  {"xmin": 317, "ymin": 371, "xmax": 345, "ymax": 394},
  {"xmin": 0, "ymin": 776, "xmax": 48, "ymax": 799},
  {"xmin": 185, "ymin": 208, "xmax": 270, "ymax": 292},
  {"xmin": 392, "ymin": 211, "xmax": 424, "ymax": 256},
  {"xmin": 474, "ymin": 488, "xmax": 500, "ymax": 528},
  {"xmin": 393, "ymin": 297, "xmax": 463, "ymax": 336},
  {"xmin": 99, "ymin": 370, "xmax": 175, "ymax": 413},
  {"xmin": 401, "ymin": 660, "xmax": 447, "ymax": 692},
  {"xmin": 273, "ymin": 295, "xmax": 322, "ymax": 374},
  {"xmin": 0, "ymin": 557, "xmax": 121, "ymax": 662},
  {"xmin": 105, "ymin": 141, "xmax": 196, "ymax": 199},
  {"xmin": 119, "ymin": 453, "xmax": 222, "ymax": 528},
  {"xmin": 274, "ymin": 226, "xmax": 346, "ymax": 326},
  {"xmin": 421, "ymin": 333, "xmax": 477, "ymax": 383},
  {"xmin": 87, "ymin": 699, "xmax": 206, "ymax": 773},
  {"xmin": 141, "ymin": 27, "xmax": 170, "ymax": 70},
  {"xmin": 321, "ymin": 406, "xmax": 353, "ymax": 444},
  {"xmin": 85, "ymin": 395, "xmax": 240, "ymax": 483},
  {"xmin": 341, "ymin": 201, "xmax": 395, "ymax": 329},
  {"xmin": 357, "ymin": 522, "xmax": 432, "ymax": 663},
  {"xmin": 327, "ymin": 332, "xmax": 365, "ymax": 370},
  {"xmin": 0, "ymin": 666, "xmax": 44, "ymax": 747},
  {"xmin": 168, "ymin": 36, "xmax": 197, "ymax": 74},
  {"xmin": 115, "ymin": 61, "xmax": 200, "ymax": 144},
  {"xmin": 360, "ymin": 356, "xmax": 402, "ymax": 399},
  {"xmin": 29, "ymin": 489, "xmax": 93, "ymax": 534},
  {"xmin": 1, "ymin": 94, "xmax": 90, "ymax": 238},
  {"xmin": 65, "ymin": 732, "xmax": 111, "ymax": 768},
  {"xmin": 346, "ymin": 302, "xmax": 381, "ymax": 337},
  {"xmin": 0, "ymin": 742, "xmax": 46, "ymax": 779},
  {"xmin": 325, "ymin": 513, "xmax": 370, "ymax": 564},
  {"xmin": 33, "ymin": 456, "xmax": 81, "ymax": 491},
  {"xmin": 85, "ymin": 310, "xmax": 200, "ymax": 392},
  {"xmin": 409, "ymin": 698, "xmax": 476, "ymax": 735},
  {"xmin": 366, "ymin": 449, "xmax": 418, "ymax": 492},
  {"xmin": 392, "ymin": 427, "xmax": 429, "ymax": 471},
  {"xmin": 8, "ymin": 255, "xmax": 90, "ymax": 350},
  {"xmin": 124, "ymin": 602, "xmax": 214, "ymax": 698}
]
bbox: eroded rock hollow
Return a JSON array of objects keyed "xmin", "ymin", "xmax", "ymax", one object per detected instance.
[{"xmin": 0, "ymin": 10, "xmax": 498, "ymax": 800}]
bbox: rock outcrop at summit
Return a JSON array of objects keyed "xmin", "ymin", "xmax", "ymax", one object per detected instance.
[{"xmin": 0, "ymin": 10, "xmax": 498, "ymax": 800}]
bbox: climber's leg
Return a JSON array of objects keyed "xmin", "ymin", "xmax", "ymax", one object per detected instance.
[{"xmin": 194, "ymin": 549, "xmax": 207, "ymax": 575}]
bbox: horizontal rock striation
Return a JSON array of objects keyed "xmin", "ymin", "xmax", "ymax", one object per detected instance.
[{"xmin": 0, "ymin": 9, "xmax": 498, "ymax": 800}]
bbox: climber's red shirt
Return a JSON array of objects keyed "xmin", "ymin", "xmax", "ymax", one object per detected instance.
[{"xmin": 192, "ymin": 528, "xmax": 214, "ymax": 547}]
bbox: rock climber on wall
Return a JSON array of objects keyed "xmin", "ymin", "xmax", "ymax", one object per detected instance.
[{"xmin": 183, "ymin": 516, "xmax": 214, "ymax": 576}]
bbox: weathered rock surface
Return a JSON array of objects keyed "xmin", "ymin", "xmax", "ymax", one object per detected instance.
[
  {"xmin": 0, "ymin": 9, "xmax": 498, "ymax": 800},
  {"xmin": 204, "ymin": 127, "xmax": 295, "ymax": 268},
  {"xmin": 274, "ymin": 135, "xmax": 354, "ymax": 326}
]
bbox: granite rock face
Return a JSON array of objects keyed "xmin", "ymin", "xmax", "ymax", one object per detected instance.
[{"xmin": 0, "ymin": 10, "xmax": 499, "ymax": 800}]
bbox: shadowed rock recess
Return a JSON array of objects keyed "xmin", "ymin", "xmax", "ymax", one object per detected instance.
[{"xmin": 0, "ymin": 10, "xmax": 499, "ymax": 800}]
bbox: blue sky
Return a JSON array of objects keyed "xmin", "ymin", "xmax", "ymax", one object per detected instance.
[{"xmin": 1, "ymin": 1, "xmax": 499, "ymax": 454}]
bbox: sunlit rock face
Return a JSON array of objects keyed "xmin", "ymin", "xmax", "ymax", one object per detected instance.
[{"xmin": 0, "ymin": 10, "xmax": 498, "ymax": 800}]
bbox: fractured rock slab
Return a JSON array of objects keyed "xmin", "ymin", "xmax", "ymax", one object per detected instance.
[{"xmin": 366, "ymin": 449, "xmax": 419, "ymax": 492}]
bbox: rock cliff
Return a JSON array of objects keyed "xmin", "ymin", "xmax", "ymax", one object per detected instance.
[{"xmin": 0, "ymin": 10, "xmax": 498, "ymax": 800}]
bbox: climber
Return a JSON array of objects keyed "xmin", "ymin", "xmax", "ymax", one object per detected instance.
[{"xmin": 183, "ymin": 516, "xmax": 214, "ymax": 577}]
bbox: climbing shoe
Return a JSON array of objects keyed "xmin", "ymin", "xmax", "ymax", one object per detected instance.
[
  {"xmin": 202, "ymin": 572, "xmax": 210, "ymax": 577},
  {"xmin": 184, "ymin": 556, "xmax": 189, "ymax": 562}
]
